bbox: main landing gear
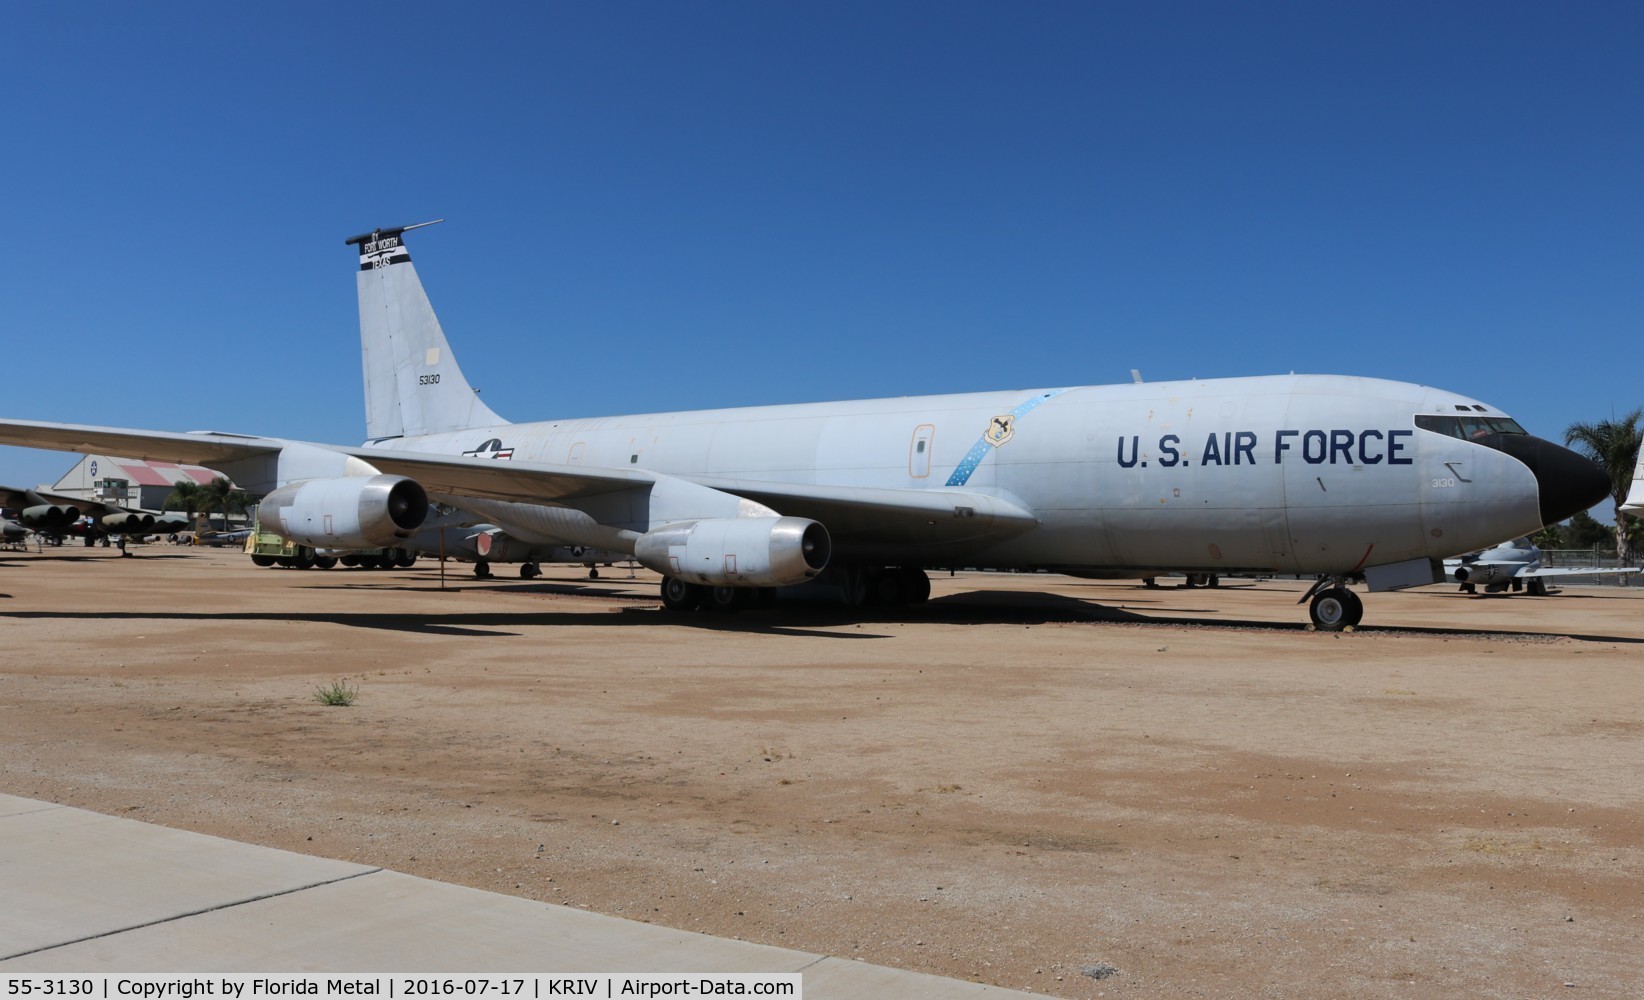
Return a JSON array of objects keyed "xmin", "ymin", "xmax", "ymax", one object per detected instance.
[
  {"xmin": 1299, "ymin": 577, "xmax": 1364, "ymax": 630},
  {"xmin": 660, "ymin": 578, "xmax": 779, "ymax": 612}
]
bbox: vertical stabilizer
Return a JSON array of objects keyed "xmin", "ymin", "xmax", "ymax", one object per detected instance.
[
  {"xmin": 1623, "ymin": 438, "xmax": 1644, "ymax": 519},
  {"xmin": 348, "ymin": 221, "xmax": 507, "ymax": 442}
]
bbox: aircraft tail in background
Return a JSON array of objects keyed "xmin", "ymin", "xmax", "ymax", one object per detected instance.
[{"xmin": 1622, "ymin": 438, "xmax": 1644, "ymax": 520}]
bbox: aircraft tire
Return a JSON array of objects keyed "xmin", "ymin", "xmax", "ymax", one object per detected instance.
[
  {"xmin": 396, "ymin": 548, "xmax": 418, "ymax": 568},
  {"xmin": 899, "ymin": 567, "xmax": 932, "ymax": 603},
  {"xmin": 251, "ymin": 554, "xmax": 276, "ymax": 567},
  {"xmin": 661, "ymin": 577, "xmax": 704, "ymax": 612},
  {"xmin": 314, "ymin": 555, "xmax": 338, "ymax": 570},
  {"xmin": 1527, "ymin": 577, "xmax": 1548, "ymax": 596},
  {"xmin": 1309, "ymin": 587, "xmax": 1362, "ymax": 630},
  {"xmin": 588, "ymin": 567, "xmax": 600, "ymax": 580},
  {"xmin": 474, "ymin": 560, "xmax": 492, "ymax": 579},
  {"xmin": 708, "ymin": 585, "xmax": 748, "ymax": 612},
  {"xmin": 873, "ymin": 570, "xmax": 906, "ymax": 606},
  {"xmin": 520, "ymin": 563, "xmax": 540, "ymax": 579},
  {"xmin": 836, "ymin": 565, "xmax": 872, "ymax": 607}
]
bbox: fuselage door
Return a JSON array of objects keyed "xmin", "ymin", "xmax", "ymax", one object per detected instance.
[{"xmin": 910, "ymin": 424, "xmax": 935, "ymax": 479}]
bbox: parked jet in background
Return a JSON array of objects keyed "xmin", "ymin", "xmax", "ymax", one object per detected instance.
[
  {"xmin": 425, "ymin": 523, "xmax": 625, "ymax": 579},
  {"xmin": 1623, "ymin": 439, "xmax": 1644, "ymax": 520},
  {"xmin": 0, "ymin": 486, "xmax": 189, "ymax": 541},
  {"xmin": 2, "ymin": 514, "xmax": 30, "ymax": 547},
  {"xmin": 0, "ymin": 221, "xmax": 1612, "ymax": 628},
  {"xmin": 1443, "ymin": 537, "xmax": 1639, "ymax": 595}
]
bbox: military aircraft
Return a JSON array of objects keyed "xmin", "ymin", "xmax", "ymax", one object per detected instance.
[
  {"xmin": 2, "ymin": 514, "xmax": 31, "ymax": 547},
  {"xmin": 0, "ymin": 486, "xmax": 189, "ymax": 542},
  {"xmin": 0, "ymin": 221, "xmax": 1612, "ymax": 628},
  {"xmin": 1443, "ymin": 537, "xmax": 1639, "ymax": 595},
  {"xmin": 426, "ymin": 523, "xmax": 625, "ymax": 580},
  {"xmin": 1623, "ymin": 439, "xmax": 1644, "ymax": 520}
]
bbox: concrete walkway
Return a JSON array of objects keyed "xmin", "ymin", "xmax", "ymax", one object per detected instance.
[{"xmin": 0, "ymin": 795, "xmax": 1033, "ymax": 997}]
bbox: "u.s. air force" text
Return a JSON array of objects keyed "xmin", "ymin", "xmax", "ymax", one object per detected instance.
[{"xmin": 1116, "ymin": 429, "xmax": 1414, "ymax": 468}]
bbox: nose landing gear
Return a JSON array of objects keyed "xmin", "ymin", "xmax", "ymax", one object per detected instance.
[{"xmin": 1300, "ymin": 578, "xmax": 1364, "ymax": 630}]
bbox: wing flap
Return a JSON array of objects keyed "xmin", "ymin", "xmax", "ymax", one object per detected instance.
[{"xmin": 687, "ymin": 475, "xmax": 1039, "ymax": 552}]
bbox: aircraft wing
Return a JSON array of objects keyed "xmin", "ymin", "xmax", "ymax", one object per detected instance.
[
  {"xmin": 0, "ymin": 419, "xmax": 284, "ymax": 467},
  {"xmin": 1521, "ymin": 566, "xmax": 1641, "ymax": 578},
  {"xmin": 0, "ymin": 419, "xmax": 1038, "ymax": 552}
]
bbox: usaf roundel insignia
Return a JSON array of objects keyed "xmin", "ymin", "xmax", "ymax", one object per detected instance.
[{"xmin": 984, "ymin": 414, "xmax": 1015, "ymax": 447}]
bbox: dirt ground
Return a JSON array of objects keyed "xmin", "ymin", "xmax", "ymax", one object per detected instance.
[{"xmin": 1, "ymin": 543, "xmax": 1640, "ymax": 998}]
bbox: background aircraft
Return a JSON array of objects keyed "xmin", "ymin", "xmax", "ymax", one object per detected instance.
[
  {"xmin": 0, "ymin": 223, "xmax": 1611, "ymax": 629},
  {"xmin": 1624, "ymin": 439, "xmax": 1644, "ymax": 520},
  {"xmin": 1443, "ymin": 538, "xmax": 1639, "ymax": 595},
  {"xmin": 2, "ymin": 514, "xmax": 31, "ymax": 547},
  {"xmin": 424, "ymin": 524, "xmax": 625, "ymax": 579},
  {"xmin": 0, "ymin": 486, "xmax": 189, "ymax": 543}
]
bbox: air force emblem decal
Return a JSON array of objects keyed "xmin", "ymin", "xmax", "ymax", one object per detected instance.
[
  {"xmin": 984, "ymin": 414, "xmax": 1016, "ymax": 447},
  {"xmin": 462, "ymin": 438, "xmax": 515, "ymax": 460}
]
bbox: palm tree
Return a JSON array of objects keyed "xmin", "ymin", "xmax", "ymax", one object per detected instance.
[
  {"xmin": 165, "ymin": 479, "xmax": 208, "ymax": 526},
  {"xmin": 1564, "ymin": 408, "xmax": 1642, "ymax": 565},
  {"xmin": 200, "ymin": 476, "xmax": 253, "ymax": 532}
]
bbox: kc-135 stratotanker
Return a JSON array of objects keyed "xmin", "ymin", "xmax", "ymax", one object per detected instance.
[{"xmin": 0, "ymin": 221, "xmax": 1609, "ymax": 628}]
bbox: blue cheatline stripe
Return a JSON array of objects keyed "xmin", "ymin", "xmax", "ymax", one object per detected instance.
[{"xmin": 944, "ymin": 387, "xmax": 1073, "ymax": 487}]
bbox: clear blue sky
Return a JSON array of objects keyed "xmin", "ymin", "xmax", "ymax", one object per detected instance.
[{"xmin": 3, "ymin": 2, "xmax": 1640, "ymax": 497}]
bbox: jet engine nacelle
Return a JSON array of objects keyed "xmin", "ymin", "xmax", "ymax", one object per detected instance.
[
  {"xmin": 258, "ymin": 475, "xmax": 429, "ymax": 549},
  {"xmin": 21, "ymin": 504, "xmax": 79, "ymax": 530},
  {"xmin": 102, "ymin": 511, "xmax": 156, "ymax": 533},
  {"xmin": 634, "ymin": 516, "xmax": 830, "ymax": 587}
]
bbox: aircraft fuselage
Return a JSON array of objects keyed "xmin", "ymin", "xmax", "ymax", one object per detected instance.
[{"xmin": 376, "ymin": 373, "xmax": 1547, "ymax": 579}]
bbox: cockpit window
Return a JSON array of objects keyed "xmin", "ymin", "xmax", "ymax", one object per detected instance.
[{"xmin": 1415, "ymin": 414, "xmax": 1527, "ymax": 440}]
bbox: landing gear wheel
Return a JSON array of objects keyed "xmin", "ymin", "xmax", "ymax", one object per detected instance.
[
  {"xmin": 661, "ymin": 577, "xmax": 704, "ymax": 612},
  {"xmin": 899, "ymin": 567, "xmax": 932, "ymax": 604},
  {"xmin": 835, "ymin": 565, "xmax": 871, "ymax": 608},
  {"xmin": 520, "ymin": 562, "xmax": 540, "ymax": 579},
  {"xmin": 474, "ymin": 560, "xmax": 492, "ymax": 579},
  {"xmin": 1309, "ymin": 587, "xmax": 1363, "ymax": 630},
  {"xmin": 587, "ymin": 567, "xmax": 600, "ymax": 580},
  {"xmin": 313, "ymin": 555, "xmax": 338, "ymax": 570},
  {"xmin": 1527, "ymin": 577, "xmax": 1548, "ymax": 596},
  {"xmin": 251, "ymin": 554, "xmax": 275, "ymax": 567},
  {"xmin": 872, "ymin": 570, "xmax": 906, "ymax": 607},
  {"xmin": 708, "ymin": 586, "xmax": 748, "ymax": 612},
  {"xmin": 395, "ymin": 548, "xmax": 417, "ymax": 568}
]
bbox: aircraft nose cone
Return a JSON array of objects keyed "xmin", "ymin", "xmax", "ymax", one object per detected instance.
[{"xmin": 1493, "ymin": 434, "xmax": 1612, "ymax": 525}]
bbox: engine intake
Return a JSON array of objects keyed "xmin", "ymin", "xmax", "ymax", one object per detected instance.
[
  {"xmin": 102, "ymin": 511, "xmax": 157, "ymax": 533},
  {"xmin": 634, "ymin": 516, "xmax": 830, "ymax": 587},
  {"xmin": 258, "ymin": 475, "xmax": 428, "ymax": 549},
  {"xmin": 21, "ymin": 504, "xmax": 79, "ymax": 530}
]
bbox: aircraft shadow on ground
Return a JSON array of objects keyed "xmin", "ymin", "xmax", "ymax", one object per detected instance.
[
  {"xmin": 0, "ymin": 607, "xmax": 889, "ymax": 640},
  {"xmin": 5, "ymin": 584, "xmax": 1640, "ymax": 643}
]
